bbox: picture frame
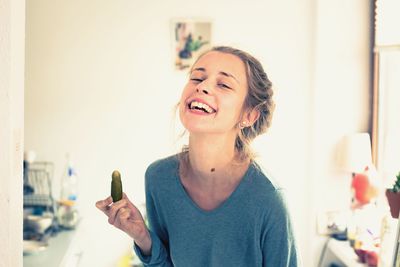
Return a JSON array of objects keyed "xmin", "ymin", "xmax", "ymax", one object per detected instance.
[{"xmin": 171, "ymin": 18, "xmax": 212, "ymax": 71}]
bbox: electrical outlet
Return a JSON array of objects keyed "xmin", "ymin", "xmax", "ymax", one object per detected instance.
[{"xmin": 316, "ymin": 210, "xmax": 349, "ymax": 236}]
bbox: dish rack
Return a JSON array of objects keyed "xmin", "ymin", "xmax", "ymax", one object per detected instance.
[{"xmin": 24, "ymin": 161, "xmax": 57, "ymax": 214}]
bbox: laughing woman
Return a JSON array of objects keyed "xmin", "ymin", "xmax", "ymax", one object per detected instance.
[{"xmin": 96, "ymin": 46, "xmax": 300, "ymax": 267}]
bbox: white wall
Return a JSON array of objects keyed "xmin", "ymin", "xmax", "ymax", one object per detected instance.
[
  {"xmin": 0, "ymin": 0, "xmax": 25, "ymax": 266},
  {"xmin": 24, "ymin": 0, "xmax": 371, "ymax": 266},
  {"xmin": 310, "ymin": 0, "xmax": 371, "ymax": 262}
]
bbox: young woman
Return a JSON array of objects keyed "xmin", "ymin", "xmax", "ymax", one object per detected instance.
[{"xmin": 96, "ymin": 46, "xmax": 300, "ymax": 266}]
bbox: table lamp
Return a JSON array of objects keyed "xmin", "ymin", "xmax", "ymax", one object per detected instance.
[
  {"xmin": 339, "ymin": 133, "xmax": 379, "ymax": 207},
  {"xmin": 340, "ymin": 133, "xmax": 373, "ymax": 175},
  {"xmin": 339, "ymin": 133, "xmax": 378, "ymax": 251}
]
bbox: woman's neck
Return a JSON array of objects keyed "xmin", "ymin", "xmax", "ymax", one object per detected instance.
[{"xmin": 182, "ymin": 133, "xmax": 249, "ymax": 187}]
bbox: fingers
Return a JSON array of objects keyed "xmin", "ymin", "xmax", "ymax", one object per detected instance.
[
  {"xmin": 96, "ymin": 193, "xmax": 147, "ymax": 240},
  {"xmin": 114, "ymin": 207, "xmax": 145, "ymax": 235},
  {"xmin": 95, "ymin": 196, "xmax": 113, "ymax": 214},
  {"xmin": 96, "ymin": 193, "xmax": 144, "ymax": 232},
  {"xmin": 122, "ymin": 193, "xmax": 140, "ymax": 212},
  {"xmin": 107, "ymin": 198, "xmax": 133, "ymax": 225},
  {"xmin": 119, "ymin": 208, "xmax": 131, "ymax": 221},
  {"xmin": 95, "ymin": 192, "xmax": 128, "ymax": 215}
]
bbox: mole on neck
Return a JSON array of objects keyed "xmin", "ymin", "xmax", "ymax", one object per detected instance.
[{"xmin": 210, "ymin": 168, "xmax": 215, "ymax": 172}]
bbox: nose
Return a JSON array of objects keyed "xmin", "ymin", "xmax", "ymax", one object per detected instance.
[
  {"xmin": 195, "ymin": 81, "xmax": 211, "ymax": 95},
  {"xmin": 196, "ymin": 88, "xmax": 209, "ymax": 94},
  {"xmin": 194, "ymin": 78, "xmax": 213, "ymax": 95}
]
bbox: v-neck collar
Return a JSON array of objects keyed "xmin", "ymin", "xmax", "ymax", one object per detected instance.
[{"xmin": 173, "ymin": 156, "xmax": 255, "ymax": 215}]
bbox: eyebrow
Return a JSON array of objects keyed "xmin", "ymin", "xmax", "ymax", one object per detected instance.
[{"xmin": 192, "ymin": 67, "xmax": 240, "ymax": 84}]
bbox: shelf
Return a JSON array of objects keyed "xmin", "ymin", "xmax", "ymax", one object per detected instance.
[{"xmin": 326, "ymin": 239, "xmax": 366, "ymax": 267}]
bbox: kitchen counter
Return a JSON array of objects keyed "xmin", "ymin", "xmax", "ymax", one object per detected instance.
[{"xmin": 23, "ymin": 229, "xmax": 78, "ymax": 267}]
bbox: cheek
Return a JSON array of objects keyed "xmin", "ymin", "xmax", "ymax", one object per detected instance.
[
  {"xmin": 221, "ymin": 97, "xmax": 245, "ymax": 118},
  {"xmin": 179, "ymin": 84, "xmax": 191, "ymax": 103},
  {"xmin": 178, "ymin": 91, "xmax": 189, "ymax": 124},
  {"xmin": 179, "ymin": 92, "xmax": 190, "ymax": 114},
  {"xmin": 178, "ymin": 101, "xmax": 185, "ymax": 120}
]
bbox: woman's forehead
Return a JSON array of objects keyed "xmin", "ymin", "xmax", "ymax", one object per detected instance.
[{"xmin": 192, "ymin": 51, "xmax": 247, "ymax": 79}]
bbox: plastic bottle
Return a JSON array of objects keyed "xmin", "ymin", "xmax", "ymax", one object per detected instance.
[
  {"xmin": 60, "ymin": 154, "xmax": 78, "ymax": 203},
  {"xmin": 57, "ymin": 154, "xmax": 79, "ymax": 228}
]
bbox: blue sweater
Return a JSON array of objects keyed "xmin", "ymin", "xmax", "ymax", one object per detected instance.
[{"xmin": 134, "ymin": 155, "xmax": 300, "ymax": 267}]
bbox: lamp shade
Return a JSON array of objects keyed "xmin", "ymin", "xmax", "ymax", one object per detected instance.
[{"xmin": 340, "ymin": 133, "xmax": 373, "ymax": 173}]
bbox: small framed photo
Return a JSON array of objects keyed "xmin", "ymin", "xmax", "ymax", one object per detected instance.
[{"xmin": 171, "ymin": 18, "xmax": 212, "ymax": 71}]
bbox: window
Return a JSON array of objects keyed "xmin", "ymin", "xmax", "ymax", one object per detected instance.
[{"xmin": 372, "ymin": 0, "xmax": 400, "ymax": 185}]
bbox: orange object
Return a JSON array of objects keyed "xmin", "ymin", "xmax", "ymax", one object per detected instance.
[
  {"xmin": 58, "ymin": 199, "xmax": 76, "ymax": 207},
  {"xmin": 351, "ymin": 166, "xmax": 379, "ymax": 205}
]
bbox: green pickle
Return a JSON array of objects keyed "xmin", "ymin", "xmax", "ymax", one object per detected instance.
[{"xmin": 111, "ymin": 170, "xmax": 123, "ymax": 202}]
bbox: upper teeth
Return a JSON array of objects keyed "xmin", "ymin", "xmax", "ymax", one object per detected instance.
[{"xmin": 190, "ymin": 101, "xmax": 214, "ymax": 113}]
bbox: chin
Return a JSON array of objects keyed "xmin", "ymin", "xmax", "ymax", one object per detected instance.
[
  {"xmin": 182, "ymin": 122, "xmax": 235, "ymax": 136},
  {"xmin": 181, "ymin": 122, "xmax": 207, "ymax": 134}
]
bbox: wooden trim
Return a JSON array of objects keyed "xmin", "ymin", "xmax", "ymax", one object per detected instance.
[
  {"xmin": 374, "ymin": 45, "xmax": 400, "ymax": 52},
  {"xmin": 371, "ymin": 52, "xmax": 379, "ymax": 166}
]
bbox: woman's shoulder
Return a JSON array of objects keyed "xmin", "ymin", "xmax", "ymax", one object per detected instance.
[
  {"xmin": 249, "ymin": 161, "xmax": 282, "ymax": 192},
  {"xmin": 145, "ymin": 154, "xmax": 179, "ymax": 177},
  {"xmin": 247, "ymin": 161, "xmax": 288, "ymax": 205},
  {"xmin": 144, "ymin": 154, "xmax": 181, "ymax": 192}
]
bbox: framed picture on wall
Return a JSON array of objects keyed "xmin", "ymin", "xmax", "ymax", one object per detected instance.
[{"xmin": 171, "ymin": 18, "xmax": 212, "ymax": 71}]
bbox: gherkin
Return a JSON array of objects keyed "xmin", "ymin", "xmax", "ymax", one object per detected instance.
[{"xmin": 111, "ymin": 170, "xmax": 123, "ymax": 202}]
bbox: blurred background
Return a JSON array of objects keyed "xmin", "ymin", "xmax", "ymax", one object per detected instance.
[{"xmin": 1, "ymin": 0, "xmax": 400, "ymax": 266}]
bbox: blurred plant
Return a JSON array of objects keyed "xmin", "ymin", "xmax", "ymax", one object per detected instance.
[{"xmin": 389, "ymin": 171, "xmax": 400, "ymax": 193}]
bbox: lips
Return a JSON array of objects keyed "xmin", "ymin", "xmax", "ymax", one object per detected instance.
[{"xmin": 187, "ymin": 99, "xmax": 217, "ymax": 114}]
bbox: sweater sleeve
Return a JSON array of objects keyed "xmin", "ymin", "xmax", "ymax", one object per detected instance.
[
  {"xmin": 261, "ymin": 189, "xmax": 301, "ymax": 267},
  {"xmin": 133, "ymin": 165, "xmax": 173, "ymax": 266},
  {"xmin": 133, "ymin": 231, "xmax": 172, "ymax": 267}
]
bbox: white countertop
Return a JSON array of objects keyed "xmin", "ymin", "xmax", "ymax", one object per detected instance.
[
  {"xmin": 23, "ymin": 229, "xmax": 77, "ymax": 267},
  {"xmin": 326, "ymin": 239, "xmax": 366, "ymax": 267}
]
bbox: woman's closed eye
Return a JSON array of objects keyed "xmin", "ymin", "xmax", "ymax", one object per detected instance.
[
  {"xmin": 189, "ymin": 76, "xmax": 232, "ymax": 89},
  {"xmin": 190, "ymin": 78, "xmax": 203, "ymax": 83},
  {"xmin": 218, "ymin": 83, "xmax": 231, "ymax": 89}
]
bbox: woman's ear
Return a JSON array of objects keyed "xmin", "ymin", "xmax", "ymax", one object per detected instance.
[{"xmin": 243, "ymin": 108, "xmax": 260, "ymax": 127}]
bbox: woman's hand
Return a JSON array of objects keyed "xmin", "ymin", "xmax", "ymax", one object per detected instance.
[{"xmin": 95, "ymin": 193, "xmax": 152, "ymax": 255}]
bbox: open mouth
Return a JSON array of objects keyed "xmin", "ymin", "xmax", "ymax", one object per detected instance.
[{"xmin": 188, "ymin": 100, "xmax": 216, "ymax": 114}]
